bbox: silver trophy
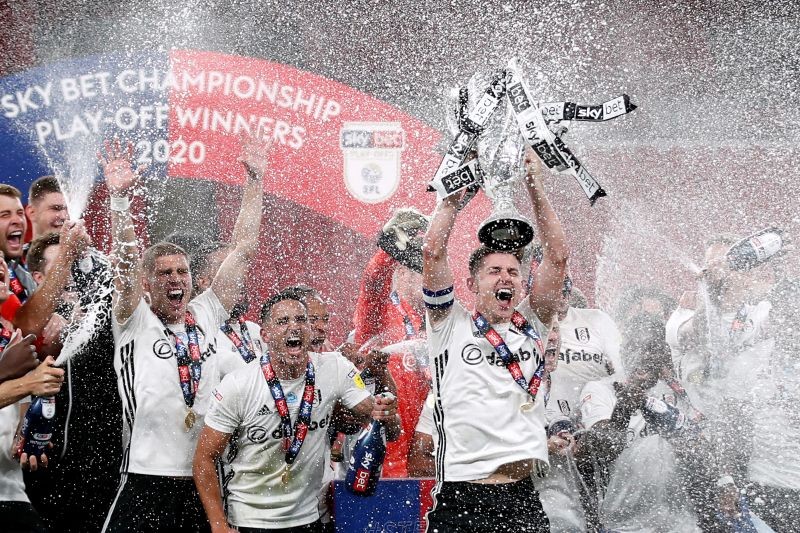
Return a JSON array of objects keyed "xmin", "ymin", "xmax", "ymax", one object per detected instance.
[{"xmin": 469, "ymin": 72, "xmax": 534, "ymax": 251}]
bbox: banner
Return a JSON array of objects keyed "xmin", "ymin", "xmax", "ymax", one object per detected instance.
[{"xmin": 0, "ymin": 50, "xmax": 441, "ymax": 237}]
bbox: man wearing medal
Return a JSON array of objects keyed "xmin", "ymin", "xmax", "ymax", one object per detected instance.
[
  {"xmin": 100, "ymin": 134, "xmax": 267, "ymax": 533},
  {"xmin": 422, "ymin": 150, "xmax": 568, "ymax": 532},
  {"xmin": 193, "ymin": 289, "xmax": 399, "ymax": 533}
]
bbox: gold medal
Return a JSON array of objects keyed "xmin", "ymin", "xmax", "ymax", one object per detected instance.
[
  {"xmin": 184, "ymin": 409, "xmax": 196, "ymax": 430},
  {"xmin": 281, "ymin": 464, "xmax": 291, "ymax": 485},
  {"xmin": 520, "ymin": 402, "xmax": 534, "ymax": 413}
]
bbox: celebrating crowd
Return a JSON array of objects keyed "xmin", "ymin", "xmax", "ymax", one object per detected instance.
[{"xmin": 0, "ymin": 132, "xmax": 796, "ymax": 533}]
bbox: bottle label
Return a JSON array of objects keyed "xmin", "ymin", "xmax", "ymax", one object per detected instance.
[{"xmin": 749, "ymin": 232, "xmax": 782, "ymax": 262}]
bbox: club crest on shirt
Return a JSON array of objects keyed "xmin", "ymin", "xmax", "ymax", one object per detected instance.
[
  {"xmin": 558, "ymin": 399, "xmax": 571, "ymax": 416},
  {"xmin": 575, "ymin": 327, "xmax": 590, "ymax": 343}
]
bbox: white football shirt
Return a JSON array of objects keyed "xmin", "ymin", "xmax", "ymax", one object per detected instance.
[
  {"xmin": 426, "ymin": 299, "xmax": 548, "ymax": 482},
  {"xmin": 205, "ymin": 351, "xmax": 370, "ymax": 529},
  {"xmin": 113, "ymin": 289, "xmax": 228, "ymax": 477},
  {"xmin": 216, "ymin": 319, "xmax": 264, "ymax": 379},
  {"xmin": 546, "ymin": 306, "xmax": 622, "ymax": 426},
  {"xmin": 0, "ymin": 401, "xmax": 29, "ymax": 502}
]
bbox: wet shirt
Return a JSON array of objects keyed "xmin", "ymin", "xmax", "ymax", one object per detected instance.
[
  {"xmin": 205, "ymin": 351, "xmax": 369, "ymax": 529},
  {"xmin": 0, "ymin": 400, "xmax": 29, "ymax": 502},
  {"xmin": 112, "ymin": 289, "xmax": 228, "ymax": 477},
  {"xmin": 426, "ymin": 299, "xmax": 548, "ymax": 482},
  {"xmin": 579, "ymin": 379, "xmax": 701, "ymax": 533},
  {"xmin": 547, "ymin": 307, "xmax": 622, "ymax": 426}
]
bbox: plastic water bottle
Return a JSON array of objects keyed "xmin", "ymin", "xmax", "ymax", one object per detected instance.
[
  {"xmin": 642, "ymin": 396, "xmax": 685, "ymax": 435},
  {"xmin": 726, "ymin": 227, "xmax": 784, "ymax": 271},
  {"xmin": 344, "ymin": 393, "xmax": 393, "ymax": 496},
  {"xmin": 16, "ymin": 396, "xmax": 56, "ymax": 457}
]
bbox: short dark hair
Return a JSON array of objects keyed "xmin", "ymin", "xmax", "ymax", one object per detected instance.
[
  {"xmin": 142, "ymin": 242, "xmax": 189, "ymax": 274},
  {"xmin": 259, "ymin": 289, "xmax": 306, "ymax": 324},
  {"xmin": 0, "ymin": 184, "xmax": 22, "ymax": 200},
  {"xmin": 468, "ymin": 246, "xmax": 524, "ymax": 277},
  {"xmin": 27, "ymin": 232, "xmax": 61, "ymax": 274},
  {"xmin": 281, "ymin": 284, "xmax": 322, "ymax": 304},
  {"xmin": 189, "ymin": 241, "xmax": 229, "ymax": 292},
  {"xmin": 28, "ymin": 176, "xmax": 62, "ymax": 204}
]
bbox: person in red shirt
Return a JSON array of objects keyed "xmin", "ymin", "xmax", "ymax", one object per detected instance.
[{"xmin": 352, "ymin": 208, "xmax": 429, "ymax": 478}]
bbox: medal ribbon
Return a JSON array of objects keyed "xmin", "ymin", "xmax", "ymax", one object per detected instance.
[
  {"xmin": 472, "ymin": 310, "xmax": 547, "ymax": 402},
  {"xmin": 7, "ymin": 264, "xmax": 28, "ymax": 303},
  {"xmin": 164, "ymin": 312, "xmax": 202, "ymax": 409},
  {"xmin": 221, "ymin": 317, "xmax": 257, "ymax": 363},
  {"xmin": 0, "ymin": 327, "xmax": 12, "ymax": 354},
  {"xmin": 260, "ymin": 351, "xmax": 315, "ymax": 465},
  {"xmin": 389, "ymin": 291, "xmax": 416, "ymax": 340}
]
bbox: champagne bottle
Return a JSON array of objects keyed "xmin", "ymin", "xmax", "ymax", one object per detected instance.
[
  {"xmin": 344, "ymin": 393, "xmax": 393, "ymax": 496},
  {"xmin": 726, "ymin": 227, "xmax": 784, "ymax": 271},
  {"xmin": 642, "ymin": 396, "xmax": 685, "ymax": 435},
  {"xmin": 16, "ymin": 396, "xmax": 56, "ymax": 457}
]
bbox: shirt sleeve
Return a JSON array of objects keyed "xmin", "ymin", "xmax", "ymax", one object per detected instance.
[
  {"xmin": 189, "ymin": 289, "xmax": 229, "ymax": 335},
  {"xmin": 353, "ymin": 249, "xmax": 396, "ymax": 345},
  {"xmin": 113, "ymin": 298, "xmax": 149, "ymax": 333},
  {"xmin": 204, "ymin": 373, "xmax": 243, "ymax": 435},
  {"xmin": 579, "ymin": 379, "xmax": 617, "ymax": 430},
  {"xmin": 415, "ymin": 393, "xmax": 434, "ymax": 436},
  {"xmin": 335, "ymin": 354, "xmax": 371, "ymax": 409}
]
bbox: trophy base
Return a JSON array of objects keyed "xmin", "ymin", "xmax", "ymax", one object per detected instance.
[{"xmin": 477, "ymin": 218, "xmax": 534, "ymax": 251}]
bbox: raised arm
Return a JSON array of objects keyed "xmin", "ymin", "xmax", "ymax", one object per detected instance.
[
  {"xmin": 210, "ymin": 135, "xmax": 268, "ymax": 311},
  {"xmin": 14, "ymin": 222, "xmax": 89, "ymax": 336},
  {"xmin": 524, "ymin": 150, "xmax": 569, "ymax": 326},
  {"xmin": 422, "ymin": 195, "xmax": 460, "ymax": 325},
  {"xmin": 101, "ymin": 140, "xmax": 143, "ymax": 323}
]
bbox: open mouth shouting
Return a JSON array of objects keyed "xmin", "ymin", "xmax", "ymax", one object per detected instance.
[
  {"xmin": 285, "ymin": 333, "xmax": 305, "ymax": 356},
  {"xmin": 5, "ymin": 230, "xmax": 23, "ymax": 253},
  {"xmin": 495, "ymin": 287, "xmax": 514, "ymax": 303},
  {"xmin": 167, "ymin": 289, "xmax": 185, "ymax": 302}
]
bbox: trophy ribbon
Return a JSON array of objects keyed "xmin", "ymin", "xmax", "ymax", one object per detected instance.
[
  {"xmin": 427, "ymin": 72, "xmax": 507, "ymax": 197},
  {"xmin": 539, "ymin": 94, "xmax": 637, "ymax": 123},
  {"xmin": 505, "ymin": 60, "xmax": 607, "ymax": 205}
]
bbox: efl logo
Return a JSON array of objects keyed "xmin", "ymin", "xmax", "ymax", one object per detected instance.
[{"xmin": 340, "ymin": 122, "xmax": 405, "ymax": 204}]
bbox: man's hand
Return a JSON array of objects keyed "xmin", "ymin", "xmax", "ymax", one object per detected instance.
[
  {"xmin": 100, "ymin": 139, "xmax": 139, "ymax": 196},
  {"xmin": 547, "ymin": 432, "xmax": 575, "ymax": 457},
  {"xmin": 371, "ymin": 393, "xmax": 398, "ymax": 423},
  {"xmin": 0, "ymin": 330, "xmax": 38, "ymax": 381},
  {"xmin": 18, "ymin": 445, "xmax": 51, "ymax": 472},
  {"xmin": 524, "ymin": 147, "xmax": 544, "ymax": 186},
  {"xmin": 41, "ymin": 314, "xmax": 69, "ymax": 347},
  {"xmin": 21, "ymin": 356, "xmax": 64, "ymax": 397},
  {"xmin": 238, "ymin": 131, "xmax": 273, "ymax": 180},
  {"xmin": 60, "ymin": 220, "xmax": 91, "ymax": 262}
]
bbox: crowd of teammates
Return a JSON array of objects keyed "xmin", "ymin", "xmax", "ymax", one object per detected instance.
[{"xmin": 0, "ymin": 133, "xmax": 796, "ymax": 533}]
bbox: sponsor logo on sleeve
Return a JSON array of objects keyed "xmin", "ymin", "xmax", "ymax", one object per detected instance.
[
  {"xmin": 353, "ymin": 373, "xmax": 366, "ymax": 389},
  {"xmin": 213, "ymin": 389, "xmax": 223, "ymax": 401}
]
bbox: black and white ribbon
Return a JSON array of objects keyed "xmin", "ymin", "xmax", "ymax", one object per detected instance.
[
  {"xmin": 505, "ymin": 60, "xmax": 607, "ymax": 205},
  {"xmin": 427, "ymin": 72, "xmax": 506, "ymax": 198},
  {"xmin": 539, "ymin": 94, "xmax": 637, "ymax": 123}
]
